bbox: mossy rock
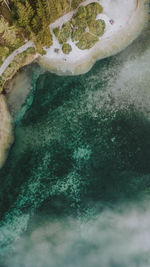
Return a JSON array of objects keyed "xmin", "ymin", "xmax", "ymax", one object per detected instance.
[
  {"xmin": 89, "ymin": 19, "xmax": 106, "ymax": 37},
  {"xmin": 76, "ymin": 32, "xmax": 98, "ymax": 50},
  {"xmin": 62, "ymin": 43, "xmax": 72, "ymax": 54}
]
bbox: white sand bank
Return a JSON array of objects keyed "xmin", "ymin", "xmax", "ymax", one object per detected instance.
[
  {"xmin": 0, "ymin": 95, "xmax": 13, "ymax": 168},
  {"xmin": 38, "ymin": 0, "xmax": 148, "ymax": 75}
]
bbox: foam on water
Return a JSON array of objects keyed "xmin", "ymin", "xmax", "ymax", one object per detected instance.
[{"xmin": 4, "ymin": 200, "xmax": 150, "ymax": 267}]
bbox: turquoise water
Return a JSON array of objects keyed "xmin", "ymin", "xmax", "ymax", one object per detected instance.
[{"xmin": 0, "ymin": 22, "xmax": 150, "ymax": 266}]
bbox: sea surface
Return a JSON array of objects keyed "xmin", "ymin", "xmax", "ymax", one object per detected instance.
[{"xmin": 0, "ymin": 19, "xmax": 150, "ymax": 267}]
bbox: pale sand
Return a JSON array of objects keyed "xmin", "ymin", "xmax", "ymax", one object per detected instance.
[
  {"xmin": 0, "ymin": 95, "xmax": 13, "ymax": 168},
  {"xmin": 38, "ymin": 0, "xmax": 148, "ymax": 75}
]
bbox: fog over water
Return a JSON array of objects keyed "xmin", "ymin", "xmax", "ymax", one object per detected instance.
[{"xmin": 0, "ymin": 10, "xmax": 150, "ymax": 267}]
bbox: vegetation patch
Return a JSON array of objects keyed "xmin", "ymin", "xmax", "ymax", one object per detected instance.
[
  {"xmin": 53, "ymin": 2, "xmax": 105, "ymax": 54},
  {"xmin": 88, "ymin": 19, "xmax": 105, "ymax": 37},
  {"xmin": 76, "ymin": 32, "xmax": 98, "ymax": 50},
  {"xmin": 0, "ymin": 0, "xmax": 85, "ymax": 57},
  {"xmin": 0, "ymin": 47, "xmax": 36, "ymax": 92},
  {"xmin": 62, "ymin": 43, "xmax": 72, "ymax": 54}
]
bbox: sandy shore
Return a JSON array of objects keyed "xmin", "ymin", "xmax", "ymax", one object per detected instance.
[
  {"xmin": 0, "ymin": 95, "xmax": 13, "ymax": 168},
  {"xmin": 38, "ymin": 0, "xmax": 148, "ymax": 75}
]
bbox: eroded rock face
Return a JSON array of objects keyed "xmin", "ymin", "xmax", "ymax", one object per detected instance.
[{"xmin": 0, "ymin": 95, "xmax": 13, "ymax": 168}]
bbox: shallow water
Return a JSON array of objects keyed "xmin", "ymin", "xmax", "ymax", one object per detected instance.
[{"xmin": 0, "ymin": 19, "xmax": 150, "ymax": 267}]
